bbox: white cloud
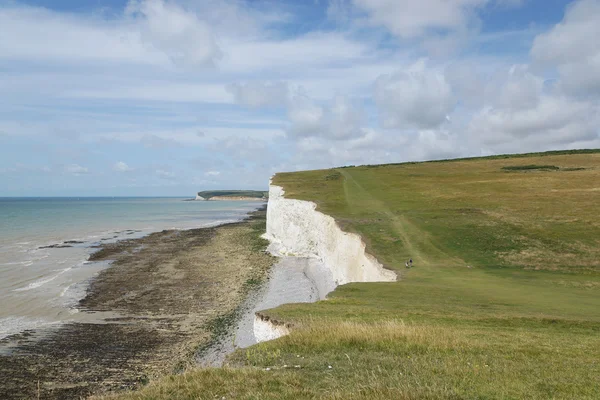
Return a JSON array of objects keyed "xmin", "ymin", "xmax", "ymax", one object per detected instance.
[
  {"xmin": 351, "ymin": 0, "xmax": 487, "ymax": 39},
  {"xmin": 0, "ymin": 4, "xmax": 166, "ymax": 66},
  {"xmin": 227, "ymin": 81, "xmax": 289, "ymax": 108},
  {"xmin": 328, "ymin": 0, "xmax": 529, "ymax": 56},
  {"xmin": 113, "ymin": 161, "xmax": 133, "ymax": 172},
  {"xmin": 0, "ymin": 0, "xmax": 250, "ymax": 69},
  {"xmin": 327, "ymin": 96, "xmax": 366, "ymax": 139},
  {"xmin": 1, "ymin": 0, "xmax": 598, "ymax": 196},
  {"xmin": 374, "ymin": 60, "xmax": 454, "ymax": 129},
  {"xmin": 455, "ymin": 2, "xmax": 600, "ymax": 152},
  {"xmin": 494, "ymin": 65, "xmax": 544, "ymax": 110},
  {"xmin": 531, "ymin": 0, "xmax": 600, "ymax": 65},
  {"xmin": 288, "ymin": 93, "xmax": 366, "ymax": 140},
  {"xmin": 531, "ymin": 0, "xmax": 600, "ymax": 96},
  {"xmin": 290, "ymin": 127, "xmax": 440, "ymax": 170},
  {"xmin": 468, "ymin": 95, "xmax": 599, "ymax": 148},
  {"xmin": 125, "ymin": 0, "xmax": 220, "ymax": 68},
  {"xmin": 287, "ymin": 93, "xmax": 326, "ymax": 137},
  {"xmin": 220, "ymin": 32, "xmax": 372, "ymax": 74}
]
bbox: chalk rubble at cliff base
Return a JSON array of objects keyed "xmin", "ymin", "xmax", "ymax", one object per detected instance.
[{"xmin": 238, "ymin": 184, "xmax": 397, "ymax": 345}]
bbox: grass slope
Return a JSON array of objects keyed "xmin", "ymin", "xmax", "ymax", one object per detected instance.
[{"xmin": 109, "ymin": 150, "xmax": 600, "ymax": 400}]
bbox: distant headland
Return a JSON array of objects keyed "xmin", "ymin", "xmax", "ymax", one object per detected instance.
[{"xmin": 194, "ymin": 190, "xmax": 268, "ymax": 201}]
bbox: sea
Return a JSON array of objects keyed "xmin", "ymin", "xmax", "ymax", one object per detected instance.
[{"xmin": 0, "ymin": 197, "xmax": 263, "ymax": 340}]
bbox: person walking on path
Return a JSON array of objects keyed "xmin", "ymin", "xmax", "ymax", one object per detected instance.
[{"xmin": 409, "ymin": 258, "xmax": 413, "ymax": 267}]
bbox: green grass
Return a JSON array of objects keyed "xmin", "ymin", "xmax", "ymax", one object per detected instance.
[{"xmin": 108, "ymin": 150, "xmax": 600, "ymax": 399}]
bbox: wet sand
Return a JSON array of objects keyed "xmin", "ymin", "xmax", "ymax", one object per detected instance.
[{"xmin": 0, "ymin": 207, "xmax": 272, "ymax": 400}]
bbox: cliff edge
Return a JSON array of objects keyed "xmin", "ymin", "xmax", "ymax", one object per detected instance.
[{"xmin": 264, "ymin": 184, "xmax": 396, "ymax": 286}]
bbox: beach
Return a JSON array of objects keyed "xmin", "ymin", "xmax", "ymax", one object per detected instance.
[
  {"xmin": 0, "ymin": 207, "xmax": 273, "ymax": 399},
  {"xmin": 0, "ymin": 197, "xmax": 264, "ymax": 340}
]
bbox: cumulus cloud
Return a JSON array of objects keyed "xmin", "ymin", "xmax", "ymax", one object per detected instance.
[
  {"xmin": 290, "ymin": 127, "xmax": 464, "ymax": 170},
  {"xmin": 287, "ymin": 93, "xmax": 326, "ymax": 137},
  {"xmin": 126, "ymin": 0, "xmax": 221, "ymax": 68},
  {"xmin": 2, "ymin": 0, "xmax": 599, "ymax": 196},
  {"xmin": 221, "ymin": 32, "xmax": 372, "ymax": 74},
  {"xmin": 287, "ymin": 93, "xmax": 366, "ymax": 140},
  {"xmin": 531, "ymin": 0, "xmax": 600, "ymax": 97},
  {"xmin": 0, "ymin": 5, "xmax": 162, "ymax": 65},
  {"xmin": 328, "ymin": 0, "xmax": 529, "ymax": 56},
  {"xmin": 113, "ymin": 161, "xmax": 133, "ymax": 172},
  {"xmin": 469, "ymin": 94, "xmax": 599, "ymax": 148},
  {"xmin": 327, "ymin": 96, "xmax": 366, "ymax": 139},
  {"xmin": 227, "ymin": 81, "xmax": 289, "ymax": 108},
  {"xmin": 351, "ymin": 0, "xmax": 487, "ymax": 39},
  {"xmin": 494, "ymin": 65, "xmax": 545, "ymax": 110},
  {"xmin": 374, "ymin": 60, "xmax": 454, "ymax": 129},
  {"xmin": 292, "ymin": 133, "xmax": 401, "ymax": 170},
  {"xmin": 459, "ymin": 48, "xmax": 600, "ymax": 152}
]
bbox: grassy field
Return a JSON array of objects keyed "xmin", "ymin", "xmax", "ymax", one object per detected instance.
[{"xmin": 108, "ymin": 150, "xmax": 600, "ymax": 399}]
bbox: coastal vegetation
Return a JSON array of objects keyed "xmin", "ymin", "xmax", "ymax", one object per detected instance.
[
  {"xmin": 108, "ymin": 150, "xmax": 600, "ymax": 399},
  {"xmin": 197, "ymin": 190, "xmax": 268, "ymax": 200}
]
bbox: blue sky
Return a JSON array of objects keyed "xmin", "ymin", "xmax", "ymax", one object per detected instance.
[{"xmin": 1, "ymin": 0, "xmax": 599, "ymax": 196}]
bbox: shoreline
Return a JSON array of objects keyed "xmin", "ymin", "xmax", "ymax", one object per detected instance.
[
  {"xmin": 197, "ymin": 251, "xmax": 334, "ymax": 367},
  {"xmin": 0, "ymin": 206, "xmax": 272, "ymax": 400},
  {"xmin": 1, "ymin": 201, "xmax": 259, "ymax": 341},
  {"xmin": 197, "ymin": 182, "xmax": 397, "ymax": 367}
]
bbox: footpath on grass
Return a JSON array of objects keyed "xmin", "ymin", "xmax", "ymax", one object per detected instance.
[{"xmin": 109, "ymin": 150, "xmax": 600, "ymax": 400}]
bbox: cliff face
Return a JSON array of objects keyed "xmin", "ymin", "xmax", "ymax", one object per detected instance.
[
  {"xmin": 238, "ymin": 183, "xmax": 397, "ymax": 345},
  {"xmin": 264, "ymin": 184, "xmax": 396, "ymax": 286}
]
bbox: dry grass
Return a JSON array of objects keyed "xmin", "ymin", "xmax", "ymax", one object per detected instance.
[
  {"xmin": 105, "ymin": 151, "xmax": 600, "ymax": 399},
  {"xmin": 102, "ymin": 318, "xmax": 600, "ymax": 399}
]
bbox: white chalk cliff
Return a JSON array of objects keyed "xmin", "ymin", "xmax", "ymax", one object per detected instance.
[
  {"xmin": 199, "ymin": 183, "xmax": 397, "ymax": 365},
  {"xmin": 264, "ymin": 184, "xmax": 397, "ymax": 285},
  {"xmin": 249, "ymin": 184, "xmax": 397, "ymax": 343}
]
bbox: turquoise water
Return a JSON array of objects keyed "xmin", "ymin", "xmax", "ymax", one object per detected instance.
[{"xmin": 0, "ymin": 197, "xmax": 263, "ymax": 339}]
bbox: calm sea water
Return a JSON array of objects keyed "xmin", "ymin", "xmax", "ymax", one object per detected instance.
[{"xmin": 0, "ymin": 197, "xmax": 263, "ymax": 339}]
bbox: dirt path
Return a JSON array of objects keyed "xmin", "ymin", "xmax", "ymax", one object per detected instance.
[{"xmin": 340, "ymin": 169, "xmax": 463, "ymax": 268}]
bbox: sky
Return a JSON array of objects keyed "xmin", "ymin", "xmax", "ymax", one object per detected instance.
[{"xmin": 1, "ymin": 0, "xmax": 599, "ymax": 196}]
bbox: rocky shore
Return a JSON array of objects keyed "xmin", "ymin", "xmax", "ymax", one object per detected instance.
[{"xmin": 0, "ymin": 207, "xmax": 272, "ymax": 400}]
